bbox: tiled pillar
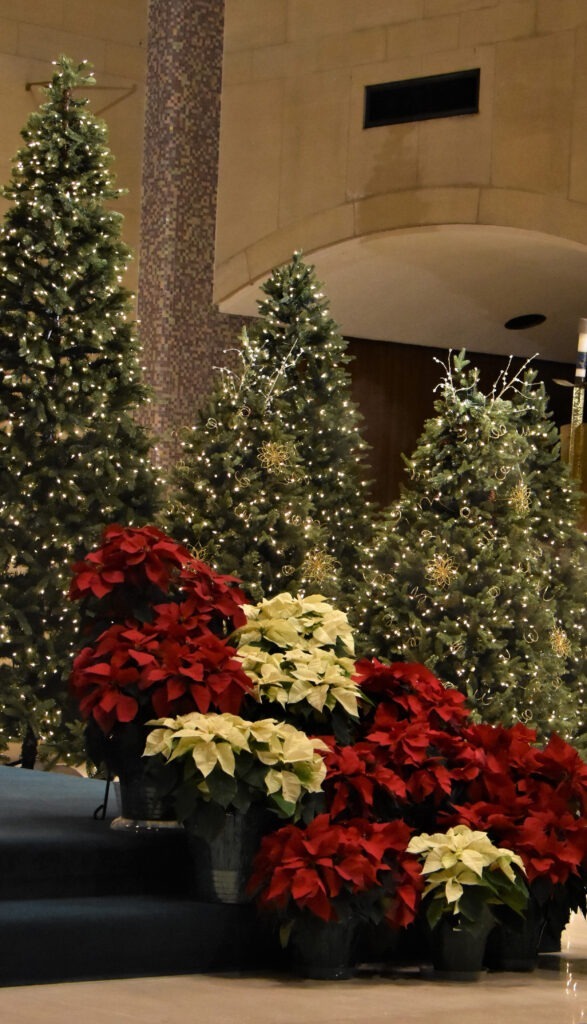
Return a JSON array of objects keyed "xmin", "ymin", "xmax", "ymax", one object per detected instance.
[{"xmin": 138, "ymin": 0, "xmax": 245, "ymax": 469}]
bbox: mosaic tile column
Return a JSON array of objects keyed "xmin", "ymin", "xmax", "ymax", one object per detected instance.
[{"xmin": 138, "ymin": 0, "xmax": 245, "ymax": 470}]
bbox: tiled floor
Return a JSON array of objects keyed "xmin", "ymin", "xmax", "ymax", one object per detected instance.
[{"xmin": 3, "ymin": 914, "xmax": 587, "ymax": 1024}]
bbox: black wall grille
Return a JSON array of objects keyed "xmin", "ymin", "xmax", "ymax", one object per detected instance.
[{"xmin": 364, "ymin": 68, "xmax": 480, "ymax": 128}]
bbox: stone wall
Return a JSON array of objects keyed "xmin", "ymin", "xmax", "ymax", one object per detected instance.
[{"xmin": 215, "ymin": 0, "xmax": 587, "ymax": 302}]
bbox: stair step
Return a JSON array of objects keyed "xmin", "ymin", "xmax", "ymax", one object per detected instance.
[{"xmin": 0, "ymin": 895, "xmax": 278, "ymax": 986}]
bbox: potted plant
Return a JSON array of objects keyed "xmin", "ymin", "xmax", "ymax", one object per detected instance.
[
  {"xmin": 247, "ymin": 812, "xmax": 422, "ymax": 978},
  {"xmin": 69, "ymin": 524, "xmax": 250, "ymax": 821},
  {"xmin": 143, "ymin": 711, "xmax": 329, "ymax": 903},
  {"xmin": 406, "ymin": 824, "xmax": 528, "ymax": 978},
  {"xmin": 451, "ymin": 723, "xmax": 587, "ymax": 967},
  {"xmin": 234, "ymin": 592, "xmax": 362, "ymax": 742}
]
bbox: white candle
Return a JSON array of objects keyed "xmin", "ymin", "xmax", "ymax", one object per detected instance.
[{"xmin": 577, "ymin": 318, "xmax": 587, "ymax": 382}]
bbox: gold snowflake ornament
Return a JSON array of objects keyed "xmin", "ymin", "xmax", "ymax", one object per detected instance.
[
  {"xmin": 509, "ymin": 482, "xmax": 531, "ymax": 516},
  {"xmin": 425, "ymin": 553, "xmax": 458, "ymax": 590},
  {"xmin": 551, "ymin": 627, "xmax": 572, "ymax": 659},
  {"xmin": 258, "ymin": 440, "xmax": 297, "ymax": 476},
  {"xmin": 302, "ymin": 549, "xmax": 339, "ymax": 585}
]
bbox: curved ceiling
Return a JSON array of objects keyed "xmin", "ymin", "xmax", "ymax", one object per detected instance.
[{"xmin": 218, "ymin": 224, "xmax": 587, "ymax": 365}]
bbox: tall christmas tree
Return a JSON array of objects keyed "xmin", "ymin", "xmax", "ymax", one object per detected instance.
[
  {"xmin": 356, "ymin": 352, "xmax": 580, "ymax": 741},
  {"xmin": 249, "ymin": 254, "xmax": 375, "ymax": 609},
  {"xmin": 0, "ymin": 57, "xmax": 159, "ymax": 765},
  {"xmin": 166, "ymin": 252, "xmax": 372, "ymax": 610},
  {"xmin": 509, "ymin": 368, "xmax": 587, "ymax": 740},
  {"xmin": 167, "ymin": 337, "xmax": 320, "ymax": 601}
]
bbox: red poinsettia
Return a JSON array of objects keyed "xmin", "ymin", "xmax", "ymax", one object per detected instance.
[
  {"xmin": 70, "ymin": 618, "xmax": 254, "ymax": 734},
  {"xmin": 69, "ymin": 524, "xmax": 253, "ymax": 740},
  {"xmin": 447, "ymin": 721, "xmax": 587, "ymax": 888},
  {"xmin": 318, "ymin": 659, "xmax": 481, "ymax": 829},
  {"xmin": 70, "ymin": 523, "xmax": 247, "ymax": 636},
  {"xmin": 70, "ymin": 524, "xmax": 190, "ymax": 600},
  {"xmin": 248, "ymin": 813, "xmax": 423, "ymax": 927},
  {"xmin": 354, "ymin": 658, "xmax": 470, "ymax": 731}
]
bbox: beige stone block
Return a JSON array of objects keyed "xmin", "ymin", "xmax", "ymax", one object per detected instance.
[
  {"xmin": 215, "ymin": 79, "xmax": 284, "ymax": 264},
  {"xmin": 418, "ymin": 46, "xmax": 494, "ymax": 187},
  {"xmin": 492, "ymin": 33, "xmax": 574, "ymax": 194},
  {"xmin": 95, "ymin": 1, "xmax": 148, "ymax": 46},
  {"xmin": 279, "ymin": 70, "xmax": 350, "ymax": 225},
  {"xmin": 0, "ymin": 15, "xmax": 18, "ymax": 53},
  {"xmin": 213, "ymin": 251, "xmax": 252, "ymax": 304},
  {"xmin": 460, "ymin": 1, "xmax": 536, "ymax": 47},
  {"xmin": 424, "ymin": 0, "xmax": 486, "ymax": 14},
  {"xmin": 17, "ymin": 23, "xmax": 106, "ymax": 69},
  {"xmin": 222, "ymin": 48, "xmax": 253, "ymax": 87},
  {"xmin": 0, "ymin": 0, "xmax": 64, "ymax": 26},
  {"xmin": 351, "ymin": 28, "xmax": 387, "ymax": 65},
  {"xmin": 478, "ymin": 187, "xmax": 587, "ymax": 243},
  {"xmin": 536, "ymin": 0, "xmax": 587, "ymax": 32},
  {"xmin": 348, "ymin": 119, "xmax": 420, "ymax": 199},
  {"xmin": 316, "ymin": 29, "xmax": 386, "ymax": 70},
  {"xmin": 252, "ymin": 40, "xmax": 316, "ymax": 80},
  {"xmin": 556, "ymin": 198, "xmax": 587, "ymax": 245},
  {"xmin": 355, "ymin": 186, "xmax": 480, "ymax": 235},
  {"xmin": 386, "ymin": 15, "xmax": 460, "ymax": 59},
  {"xmin": 316, "ymin": 32, "xmax": 351, "ymax": 70},
  {"xmin": 352, "ymin": 0, "xmax": 424, "ymax": 29},
  {"xmin": 418, "ymin": 112, "xmax": 492, "ymax": 188},
  {"xmin": 246, "ymin": 202, "xmax": 355, "ymax": 281},
  {"xmin": 62, "ymin": 0, "xmax": 97, "ymax": 38},
  {"xmin": 570, "ymin": 24, "xmax": 587, "ymax": 203},
  {"xmin": 286, "ymin": 0, "xmax": 354, "ymax": 40},
  {"xmin": 224, "ymin": 0, "xmax": 287, "ymax": 53},
  {"xmin": 104, "ymin": 41, "xmax": 146, "ymax": 81},
  {"xmin": 420, "ymin": 41, "xmax": 494, "ymax": 76},
  {"xmin": 62, "ymin": 0, "xmax": 147, "ymax": 45},
  {"xmin": 479, "ymin": 186, "xmax": 553, "ymax": 231}
]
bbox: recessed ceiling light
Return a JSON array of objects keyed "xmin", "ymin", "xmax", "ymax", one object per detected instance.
[{"xmin": 504, "ymin": 313, "xmax": 547, "ymax": 330}]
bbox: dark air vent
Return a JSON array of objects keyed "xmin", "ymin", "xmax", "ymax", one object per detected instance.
[{"xmin": 364, "ymin": 68, "xmax": 480, "ymax": 128}]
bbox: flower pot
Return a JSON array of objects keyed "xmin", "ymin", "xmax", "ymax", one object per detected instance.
[
  {"xmin": 185, "ymin": 805, "xmax": 271, "ymax": 904},
  {"xmin": 484, "ymin": 901, "xmax": 545, "ymax": 972},
  {"xmin": 290, "ymin": 915, "xmax": 356, "ymax": 980},
  {"xmin": 87, "ymin": 722, "xmax": 178, "ymax": 829},
  {"xmin": 428, "ymin": 906, "xmax": 494, "ymax": 980},
  {"xmin": 114, "ymin": 765, "xmax": 177, "ymax": 825},
  {"xmin": 354, "ymin": 919, "xmax": 401, "ymax": 967}
]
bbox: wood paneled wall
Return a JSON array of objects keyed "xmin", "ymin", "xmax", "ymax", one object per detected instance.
[{"xmin": 347, "ymin": 338, "xmax": 576, "ymax": 509}]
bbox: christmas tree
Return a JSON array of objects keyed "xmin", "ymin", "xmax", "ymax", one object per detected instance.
[
  {"xmin": 509, "ymin": 369, "xmax": 587, "ymax": 740},
  {"xmin": 250, "ymin": 254, "xmax": 375, "ymax": 608},
  {"xmin": 169, "ymin": 253, "xmax": 374, "ymax": 609},
  {"xmin": 0, "ymin": 57, "xmax": 159, "ymax": 765},
  {"xmin": 356, "ymin": 351, "xmax": 579, "ymax": 741},
  {"xmin": 167, "ymin": 341, "xmax": 321, "ymax": 601}
]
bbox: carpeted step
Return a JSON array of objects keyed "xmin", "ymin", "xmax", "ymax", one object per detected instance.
[
  {"xmin": 0, "ymin": 895, "xmax": 280, "ymax": 986},
  {"xmin": 0, "ymin": 766, "xmax": 281, "ymax": 985},
  {"xmin": 0, "ymin": 766, "xmax": 193, "ymax": 899}
]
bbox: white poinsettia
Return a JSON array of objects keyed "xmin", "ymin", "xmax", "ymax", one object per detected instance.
[
  {"xmin": 144, "ymin": 712, "xmax": 327, "ymax": 816},
  {"xmin": 234, "ymin": 592, "xmax": 360, "ymax": 719},
  {"xmin": 406, "ymin": 824, "xmax": 526, "ymax": 916}
]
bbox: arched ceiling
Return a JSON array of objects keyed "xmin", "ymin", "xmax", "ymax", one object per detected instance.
[{"xmin": 218, "ymin": 225, "xmax": 587, "ymax": 365}]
